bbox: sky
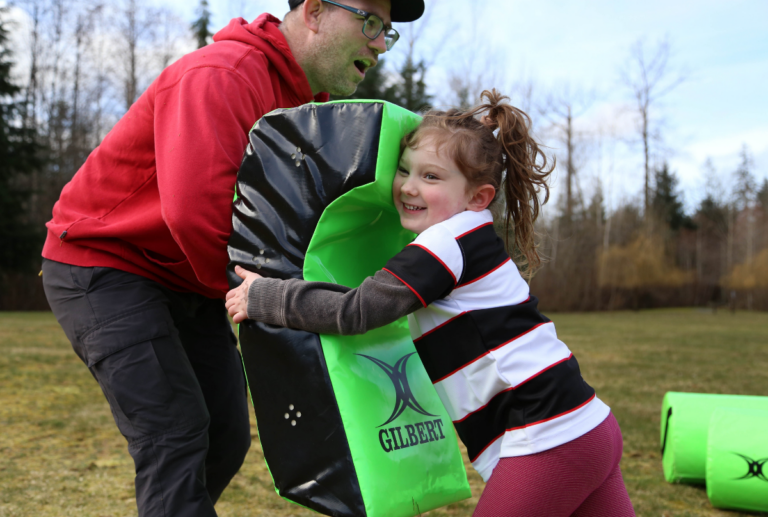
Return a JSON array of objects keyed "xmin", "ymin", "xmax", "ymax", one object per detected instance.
[
  {"xmin": 9, "ymin": 0, "xmax": 768, "ymax": 213},
  {"xmin": 161, "ymin": 0, "xmax": 768, "ymax": 212}
]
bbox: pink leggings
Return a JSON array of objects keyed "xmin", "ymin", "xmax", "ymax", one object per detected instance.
[{"xmin": 473, "ymin": 413, "xmax": 635, "ymax": 516}]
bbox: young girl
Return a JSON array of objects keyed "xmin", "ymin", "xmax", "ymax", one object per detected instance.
[{"xmin": 226, "ymin": 90, "xmax": 635, "ymax": 517}]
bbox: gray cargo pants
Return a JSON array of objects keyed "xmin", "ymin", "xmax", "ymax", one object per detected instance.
[{"xmin": 42, "ymin": 259, "xmax": 251, "ymax": 516}]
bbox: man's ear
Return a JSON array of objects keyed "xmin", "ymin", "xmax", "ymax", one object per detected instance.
[
  {"xmin": 302, "ymin": 0, "xmax": 325, "ymax": 33},
  {"xmin": 467, "ymin": 184, "xmax": 496, "ymax": 212}
]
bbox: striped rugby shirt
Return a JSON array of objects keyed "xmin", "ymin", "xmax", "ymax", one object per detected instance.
[{"xmin": 383, "ymin": 209, "xmax": 610, "ymax": 481}]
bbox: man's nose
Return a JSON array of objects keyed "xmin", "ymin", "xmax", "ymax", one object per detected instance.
[{"xmin": 368, "ymin": 31, "xmax": 387, "ymax": 55}]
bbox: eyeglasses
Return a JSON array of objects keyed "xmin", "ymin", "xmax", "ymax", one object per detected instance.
[{"xmin": 322, "ymin": 0, "xmax": 399, "ymax": 51}]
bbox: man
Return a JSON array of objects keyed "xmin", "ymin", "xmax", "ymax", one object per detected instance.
[{"xmin": 40, "ymin": 1, "xmax": 424, "ymax": 515}]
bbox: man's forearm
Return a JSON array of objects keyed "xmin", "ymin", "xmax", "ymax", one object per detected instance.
[{"xmin": 247, "ymin": 270, "xmax": 422, "ymax": 335}]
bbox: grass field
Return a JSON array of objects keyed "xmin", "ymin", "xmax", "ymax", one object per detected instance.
[{"xmin": 1, "ymin": 309, "xmax": 767, "ymax": 517}]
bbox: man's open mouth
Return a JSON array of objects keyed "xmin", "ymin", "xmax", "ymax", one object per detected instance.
[{"xmin": 354, "ymin": 59, "xmax": 374, "ymax": 76}]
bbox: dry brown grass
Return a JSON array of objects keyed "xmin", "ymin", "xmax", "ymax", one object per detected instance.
[{"xmin": 1, "ymin": 309, "xmax": 767, "ymax": 516}]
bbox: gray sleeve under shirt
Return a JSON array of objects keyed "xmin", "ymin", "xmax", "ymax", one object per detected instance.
[{"xmin": 246, "ymin": 270, "xmax": 423, "ymax": 335}]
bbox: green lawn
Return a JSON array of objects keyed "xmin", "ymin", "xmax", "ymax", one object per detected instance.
[{"xmin": 1, "ymin": 309, "xmax": 767, "ymax": 517}]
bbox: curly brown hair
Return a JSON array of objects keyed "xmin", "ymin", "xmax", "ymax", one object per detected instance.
[{"xmin": 401, "ymin": 89, "xmax": 553, "ymax": 273}]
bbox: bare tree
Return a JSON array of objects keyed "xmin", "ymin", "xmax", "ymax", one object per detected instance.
[
  {"xmin": 119, "ymin": 0, "xmax": 140, "ymax": 108},
  {"xmin": 731, "ymin": 145, "xmax": 758, "ymax": 308},
  {"xmin": 436, "ymin": 2, "xmax": 505, "ymax": 109},
  {"xmin": 20, "ymin": 0, "xmax": 41, "ymax": 126},
  {"xmin": 538, "ymin": 83, "xmax": 595, "ymax": 221},
  {"xmin": 5, "ymin": 0, "xmax": 192, "ymax": 309},
  {"xmin": 733, "ymin": 145, "xmax": 757, "ymax": 258},
  {"xmin": 509, "ymin": 75, "xmax": 536, "ymax": 118},
  {"xmin": 620, "ymin": 36, "xmax": 685, "ymax": 218},
  {"xmin": 115, "ymin": 0, "xmax": 159, "ymax": 110},
  {"xmin": 18, "ymin": 0, "xmax": 44, "ymax": 219},
  {"xmin": 70, "ymin": 5, "xmax": 103, "ymax": 169},
  {"xmin": 156, "ymin": 8, "xmax": 187, "ymax": 70}
]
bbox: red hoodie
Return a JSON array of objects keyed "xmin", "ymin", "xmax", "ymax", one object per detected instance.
[{"xmin": 43, "ymin": 14, "xmax": 329, "ymax": 299}]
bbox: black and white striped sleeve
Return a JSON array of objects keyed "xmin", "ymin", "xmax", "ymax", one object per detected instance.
[{"xmin": 382, "ymin": 225, "xmax": 463, "ymax": 307}]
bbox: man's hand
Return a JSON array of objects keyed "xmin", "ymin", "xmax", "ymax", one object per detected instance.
[{"xmin": 225, "ymin": 265, "xmax": 264, "ymax": 323}]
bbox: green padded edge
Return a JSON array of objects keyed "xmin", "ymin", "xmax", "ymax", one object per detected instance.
[{"xmin": 303, "ymin": 100, "xmax": 471, "ymax": 517}]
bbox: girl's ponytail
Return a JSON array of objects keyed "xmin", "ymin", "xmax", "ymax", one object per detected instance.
[
  {"xmin": 403, "ymin": 89, "xmax": 553, "ymax": 275},
  {"xmin": 482, "ymin": 89, "xmax": 553, "ymax": 273}
]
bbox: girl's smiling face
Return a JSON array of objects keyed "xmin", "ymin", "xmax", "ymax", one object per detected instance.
[{"xmin": 392, "ymin": 139, "xmax": 476, "ymax": 234}]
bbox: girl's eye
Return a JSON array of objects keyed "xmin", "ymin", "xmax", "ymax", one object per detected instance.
[
  {"xmin": 397, "ymin": 166, "xmax": 409, "ymax": 176},
  {"xmin": 425, "ymin": 173, "xmax": 438, "ymax": 180}
]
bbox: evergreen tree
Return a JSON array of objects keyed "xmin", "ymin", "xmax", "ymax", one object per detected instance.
[
  {"xmin": 695, "ymin": 194, "xmax": 728, "ymax": 235},
  {"xmin": 585, "ymin": 184, "xmax": 605, "ymax": 224},
  {"xmin": 757, "ymin": 178, "xmax": 768, "ymax": 212},
  {"xmin": 0, "ymin": 8, "xmax": 43, "ymax": 273},
  {"xmin": 335, "ymin": 55, "xmax": 432, "ymax": 113},
  {"xmin": 333, "ymin": 57, "xmax": 393, "ymax": 102},
  {"xmin": 732, "ymin": 144, "xmax": 756, "ymax": 211},
  {"xmin": 191, "ymin": 0, "xmax": 212, "ymax": 49},
  {"xmin": 384, "ymin": 56, "xmax": 431, "ymax": 112},
  {"xmin": 652, "ymin": 162, "xmax": 691, "ymax": 231}
]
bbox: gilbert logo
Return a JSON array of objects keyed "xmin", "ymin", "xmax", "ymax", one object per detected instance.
[
  {"xmin": 357, "ymin": 352, "xmax": 436, "ymax": 426},
  {"xmin": 734, "ymin": 453, "xmax": 768, "ymax": 482},
  {"xmin": 357, "ymin": 352, "xmax": 446, "ymax": 453}
]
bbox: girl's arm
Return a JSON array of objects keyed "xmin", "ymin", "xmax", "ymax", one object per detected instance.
[{"xmin": 226, "ymin": 265, "xmax": 422, "ymax": 335}]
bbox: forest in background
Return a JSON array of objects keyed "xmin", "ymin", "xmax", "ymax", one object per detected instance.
[{"xmin": 1, "ymin": 0, "xmax": 766, "ymax": 311}]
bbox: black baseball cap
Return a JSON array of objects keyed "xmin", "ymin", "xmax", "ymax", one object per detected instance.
[{"xmin": 288, "ymin": 0, "xmax": 425, "ymax": 23}]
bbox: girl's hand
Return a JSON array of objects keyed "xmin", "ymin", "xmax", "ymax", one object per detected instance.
[{"xmin": 225, "ymin": 265, "xmax": 263, "ymax": 323}]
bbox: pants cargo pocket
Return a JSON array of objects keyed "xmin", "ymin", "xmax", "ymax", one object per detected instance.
[
  {"xmin": 82, "ymin": 308, "xmax": 192, "ymax": 439},
  {"xmin": 92, "ymin": 337, "xmax": 184, "ymax": 438}
]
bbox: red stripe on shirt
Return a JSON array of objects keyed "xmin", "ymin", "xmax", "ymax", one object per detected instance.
[
  {"xmin": 431, "ymin": 321, "xmax": 552, "ymax": 384},
  {"xmin": 407, "ymin": 243, "xmax": 457, "ymax": 284},
  {"xmin": 468, "ymin": 394, "xmax": 597, "ymax": 463},
  {"xmin": 455, "ymin": 221, "xmax": 494, "ymax": 240},
  {"xmin": 413, "ymin": 311, "xmax": 470, "ymax": 342},
  {"xmin": 452, "ymin": 353, "xmax": 574, "ymax": 423},
  {"xmin": 382, "ymin": 268, "xmax": 427, "ymax": 308},
  {"xmin": 456, "ymin": 257, "xmax": 512, "ymax": 288}
]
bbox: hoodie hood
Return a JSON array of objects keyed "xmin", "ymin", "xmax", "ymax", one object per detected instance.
[{"xmin": 213, "ymin": 14, "xmax": 329, "ymax": 104}]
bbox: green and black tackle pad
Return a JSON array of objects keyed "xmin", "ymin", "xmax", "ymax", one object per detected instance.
[
  {"xmin": 226, "ymin": 101, "xmax": 471, "ymax": 517},
  {"xmin": 660, "ymin": 391, "xmax": 768, "ymax": 484},
  {"xmin": 706, "ymin": 407, "xmax": 768, "ymax": 513}
]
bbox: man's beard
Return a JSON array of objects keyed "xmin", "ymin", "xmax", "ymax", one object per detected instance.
[{"xmin": 303, "ymin": 40, "xmax": 361, "ymax": 97}]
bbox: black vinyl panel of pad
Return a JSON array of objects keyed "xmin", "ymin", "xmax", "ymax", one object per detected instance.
[{"xmin": 227, "ymin": 102, "xmax": 385, "ymax": 517}]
